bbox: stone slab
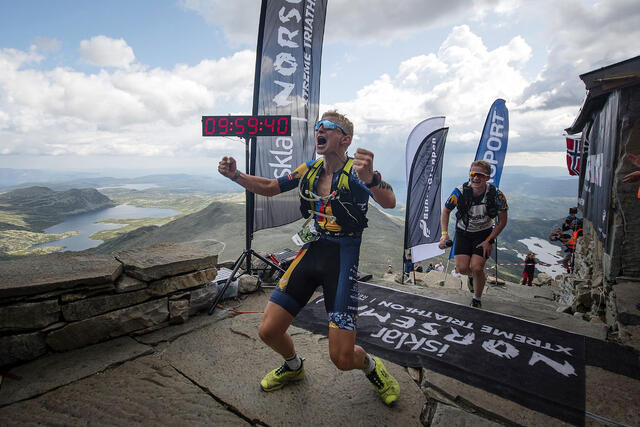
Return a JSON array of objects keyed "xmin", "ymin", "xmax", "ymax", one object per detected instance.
[
  {"xmin": 0, "ymin": 253, "xmax": 122, "ymax": 298},
  {"xmin": 115, "ymin": 274, "xmax": 147, "ymax": 293},
  {"xmin": 47, "ymin": 298, "xmax": 169, "ymax": 351},
  {"xmin": 114, "ymin": 242, "xmax": 218, "ymax": 281},
  {"xmin": 0, "ymin": 332, "xmax": 47, "ymax": 367},
  {"xmin": 431, "ymin": 403, "xmax": 500, "ymax": 426},
  {"xmin": 0, "ymin": 299, "xmax": 60, "ymax": 332},
  {"xmin": 147, "ymin": 267, "xmax": 218, "ymax": 297},
  {"xmin": 161, "ymin": 296, "xmax": 426, "ymax": 427},
  {"xmin": 0, "ymin": 336, "xmax": 152, "ymax": 406},
  {"xmin": 422, "ymin": 369, "xmax": 573, "ymax": 426},
  {"xmin": 585, "ymin": 365, "xmax": 640, "ymax": 426},
  {"xmin": 61, "ymin": 289, "xmax": 151, "ymax": 321},
  {"xmin": 0, "ymin": 354, "xmax": 247, "ymax": 426},
  {"xmin": 612, "ymin": 281, "xmax": 640, "ymax": 325}
]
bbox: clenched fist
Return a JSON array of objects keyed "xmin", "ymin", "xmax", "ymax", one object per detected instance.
[
  {"xmin": 218, "ymin": 156, "xmax": 237, "ymax": 179},
  {"xmin": 353, "ymin": 147, "xmax": 374, "ymax": 185}
]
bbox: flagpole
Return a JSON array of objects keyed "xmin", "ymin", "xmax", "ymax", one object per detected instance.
[{"xmin": 244, "ymin": 0, "xmax": 269, "ymax": 271}]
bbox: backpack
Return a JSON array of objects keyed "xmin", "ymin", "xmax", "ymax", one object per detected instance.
[{"xmin": 455, "ymin": 182, "xmax": 498, "ymax": 229}]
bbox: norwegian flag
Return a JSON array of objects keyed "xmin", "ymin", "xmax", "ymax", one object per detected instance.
[{"xmin": 566, "ymin": 136, "xmax": 582, "ymax": 176}]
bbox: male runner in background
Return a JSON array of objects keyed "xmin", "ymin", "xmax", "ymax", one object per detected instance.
[{"xmin": 439, "ymin": 160, "xmax": 508, "ymax": 308}]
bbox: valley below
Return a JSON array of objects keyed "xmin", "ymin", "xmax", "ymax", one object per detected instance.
[{"xmin": 0, "ymin": 180, "xmax": 570, "ymax": 281}]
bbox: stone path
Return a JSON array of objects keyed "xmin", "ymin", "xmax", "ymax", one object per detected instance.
[{"xmin": 1, "ymin": 279, "xmax": 638, "ymax": 426}]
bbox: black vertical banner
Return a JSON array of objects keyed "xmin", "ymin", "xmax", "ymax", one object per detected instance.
[
  {"xmin": 405, "ymin": 127, "xmax": 448, "ymax": 262},
  {"xmin": 252, "ymin": 0, "xmax": 328, "ymax": 232}
]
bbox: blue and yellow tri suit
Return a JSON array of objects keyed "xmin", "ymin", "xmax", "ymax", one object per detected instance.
[{"xmin": 270, "ymin": 158, "xmax": 372, "ymax": 330}]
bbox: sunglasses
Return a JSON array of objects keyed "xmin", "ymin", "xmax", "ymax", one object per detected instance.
[
  {"xmin": 469, "ymin": 171, "xmax": 490, "ymax": 179},
  {"xmin": 315, "ymin": 119, "xmax": 347, "ymax": 135}
]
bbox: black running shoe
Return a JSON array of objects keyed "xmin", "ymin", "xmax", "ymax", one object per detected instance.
[
  {"xmin": 471, "ymin": 298, "xmax": 482, "ymax": 308},
  {"xmin": 467, "ymin": 276, "xmax": 474, "ymax": 293}
]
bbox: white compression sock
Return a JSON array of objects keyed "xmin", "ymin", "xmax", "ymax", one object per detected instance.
[
  {"xmin": 285, "ymin": 354, "xmax": 302, "ymax": 371},
  {"xmin": 363, "ymin": 354, "xmax": 376, "ymax": 375}
]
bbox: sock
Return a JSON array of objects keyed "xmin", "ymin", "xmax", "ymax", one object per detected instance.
[
  {"xmin": 473, "ymin": 296, "xmax": 481, "ymax": 302},
  {"xmin": 363, "ymin": 354, "xmax": 376, "ymax": 375},
  {"xmin": 285, "ymin": 354, "xmax": 302, "ymax": 371}
]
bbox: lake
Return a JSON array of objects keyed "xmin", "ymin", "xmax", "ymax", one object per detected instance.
[{"xmin": 32, "ymin": 204, "xmax": 179, "ymax": 252}]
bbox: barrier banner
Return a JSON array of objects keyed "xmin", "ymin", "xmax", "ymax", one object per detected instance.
[
  {"xmin": 253, "ymin": 0, "xmax": 328, "ymax": 232},
  {"xmin": 404, "ymin": 125, "xmax": 448, "ymax": 263},
  {"xmin": 294, "ymin": 282, "xmax": 587, "ymax": 425}
]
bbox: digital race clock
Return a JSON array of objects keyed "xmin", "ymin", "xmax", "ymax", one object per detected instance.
[{"xmin": 201, "ymin": 115, "xmax": 291, "ymax": 137}]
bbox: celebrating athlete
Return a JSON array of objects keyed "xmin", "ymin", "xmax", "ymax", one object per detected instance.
[{"xmin": 218, "ymin": 110, "xmax": 400, "ymax": 405}]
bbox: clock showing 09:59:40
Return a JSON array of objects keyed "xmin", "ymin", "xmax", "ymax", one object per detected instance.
[{"xmin": 201, "ymin": 115, "xmax": 292, "ymax": 138}]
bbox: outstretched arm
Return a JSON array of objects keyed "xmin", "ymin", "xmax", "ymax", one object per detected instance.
[
  {"xmin": 439, "ymin": 206, "xmax": 452, "ymax": 248},
  {"xmin": 353, "ymin": 148, "xmax": 396, "ymax": 208},
  {"xmin": 218, "ymin": 156, "xmax": 281, "ymax": 197}
]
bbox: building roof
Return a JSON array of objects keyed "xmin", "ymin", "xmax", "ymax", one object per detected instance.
[{"xmin": 565, "ymin": 55, "xmax": 640, "ymax": 134}]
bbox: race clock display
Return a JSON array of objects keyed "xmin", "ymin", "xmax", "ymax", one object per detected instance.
[{"xmin": 202, "ymin": 115, "xmax": 291, "ymax": 137}]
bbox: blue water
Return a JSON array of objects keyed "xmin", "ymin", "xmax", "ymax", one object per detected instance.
[
  {"xmin": 32, "ymin": 204, "xmax": 179, "ymax": 252},
  {"xmin": 97, "ymin": 184, "xmax": 159, "ymax": 191}
]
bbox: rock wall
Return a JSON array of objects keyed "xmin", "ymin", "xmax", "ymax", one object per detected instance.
[{"xmin": 0, "ymin": 243, "xmax": 257, "ymax": 368}]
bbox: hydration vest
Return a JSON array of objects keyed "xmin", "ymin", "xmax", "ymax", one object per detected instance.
[
  {"xmin": 455, "ymin": 182, "xmax": 498, "ymax": 229},
  {"xmin": 299, "ymin": 157, "xmax": 368, "ymax": 233}
]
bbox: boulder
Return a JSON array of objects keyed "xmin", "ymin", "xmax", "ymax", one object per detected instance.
[
  {"xmin": 169, "ymin": 299, "xmax": 190, "ymax": 324},
  {"xmin": 533, "ymin": 273, "xmax": 553, "ymax": 287},
  {"xmin": 238, "ymin": 275, "xmax": 260, "ymax": 294}
]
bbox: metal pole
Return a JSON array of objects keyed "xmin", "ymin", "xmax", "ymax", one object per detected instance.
[{"xmin": 245, "ymin": 0, "xmax": 268, "ymax": 272}]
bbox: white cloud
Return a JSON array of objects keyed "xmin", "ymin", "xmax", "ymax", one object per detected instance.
[
  {"xmin": 329, "ymin": 26, "xmax": 531, "ymax": 141},
  {"xmin": 180, "ymin": 0, "xmax": 259, "ymax": 46},
  {"xmin": 79, "ymin": 35, "xmax": 136, "ymax": 69},
  {"xmin": 33, "ymin": 37, "xmax": 61, "ymax": 53},
  {"xmin": 519, "ymin": 0, "xmax": 640, "ymax": 110},
  {"xmin": 0, "ymin": 47, "xmax": 255, "ymax": 158},
  {"xmin": 181, "ymin": 0, "xmax": 521, "ymax": 46}
]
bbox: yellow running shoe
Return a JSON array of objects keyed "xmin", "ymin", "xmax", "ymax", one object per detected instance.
[
  {"xmin": 260, "ymin": 359, "xmax": 305, "ymax": 392},
  {"xmin": 366, "ymin": 357, "xmax": 400, "ymax": 406}
]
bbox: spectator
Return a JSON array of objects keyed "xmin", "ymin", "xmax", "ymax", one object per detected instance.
[
  {"xmin": 385, "ymin": 265, "xmax": 393, "ymax": 274},
  {"xmin": 521, "ymin": 253, "xmax": 538, "ymax": 286},
  {"xmin": 414, "ymin": 262, "xmax": 424, "ymax": 273},
  {"xmin": 622, "ymin": 153, "xmax": 640, "ymax": 198}
]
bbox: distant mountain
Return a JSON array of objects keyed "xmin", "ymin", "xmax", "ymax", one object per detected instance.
[
  {"xmin": 0, "ymin": 186, "xmax": 115, "ymax": 231},
  {"xmin": 0, "ymin": 168, "xmax": 104, "ymax": 189},
  {"xmin": 92, "ymin": 197, "xmax": 562, "ymax": 280},
  {"xmin": 0, "ymin": 173, "xmax": 236, "ymax": 195}
]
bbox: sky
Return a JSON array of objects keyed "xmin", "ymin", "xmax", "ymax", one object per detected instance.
[{"xmin": 1, "ymin": 0, "xmax": 639, "ymax": 181}]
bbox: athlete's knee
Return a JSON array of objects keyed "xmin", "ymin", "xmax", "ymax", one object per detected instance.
[
  {"xmin": 258, "ymin": 322, "xmax": 282, "ymax": 345},
  {"xmin": 457, "ymin": 264, "xmax": 471, "ymax": 275},
  {"xmin": 470, "ymin": 264, "xmax": 485, "ymax": 275},
  {"xmin": 329, "ymin": 347, "xmax": 354, "ymax": 371}
]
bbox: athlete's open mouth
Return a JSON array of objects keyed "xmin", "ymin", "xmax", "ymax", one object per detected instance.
[{"xmin": 317, "ymin": 136, "xmax": 327, "ymax": 146}]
